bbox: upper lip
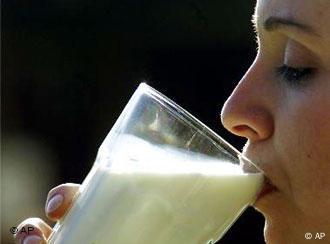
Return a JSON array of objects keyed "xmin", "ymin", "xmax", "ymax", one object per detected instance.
[
  {"xmin": 256, "ymin": 177, "xmax": 279, "ymax": 201},
  {"xmin": 263, "ymin": 176, "xmax": 277, "ymax": 189},
  {"xmin": 242, "ymin": 149, "xmax": 280, "ymax": 191},
  {"xmin": 241, "ymin": 157, "xmax": 279, "ymax": 192}
]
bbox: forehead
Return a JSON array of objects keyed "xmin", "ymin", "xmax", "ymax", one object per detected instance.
[{"xmin": 255, "ymin": 0, "xmax": 330, "ymax": 35}]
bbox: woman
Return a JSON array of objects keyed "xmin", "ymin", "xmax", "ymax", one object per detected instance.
[{"xmin": 14, "ymin": 0, "xmax": 330, "ymax": 243}]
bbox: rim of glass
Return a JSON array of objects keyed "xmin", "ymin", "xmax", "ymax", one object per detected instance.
[{"xmin": 138, "ymin": 83, "xmax": 263, "ymax": 173}]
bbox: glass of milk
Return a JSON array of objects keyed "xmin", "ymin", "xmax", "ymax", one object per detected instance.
[{"xmin": 48, "ymin": 83, "xmax": 264, "ymax": 244}]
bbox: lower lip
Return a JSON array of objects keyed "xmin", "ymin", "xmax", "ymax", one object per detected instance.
[{"xmin": 257, "ymin": 182, "xmax": 278, "ymax": 200}]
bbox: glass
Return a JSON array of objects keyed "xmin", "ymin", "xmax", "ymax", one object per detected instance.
[{"xmin": 48, "ymin": 83, "xmax": 264, "ymax": 244}]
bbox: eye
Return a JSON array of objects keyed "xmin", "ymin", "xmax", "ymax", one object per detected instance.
[{"xmin": 276, "ymin": 65, "xmax": 315, "ymax": 87}]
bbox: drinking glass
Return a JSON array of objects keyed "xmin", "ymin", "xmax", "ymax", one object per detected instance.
[{"xmin": 48, "ymin": 83, "xmax": 264, "ymax": 244}]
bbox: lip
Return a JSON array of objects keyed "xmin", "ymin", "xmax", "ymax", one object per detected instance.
[
  {"xmin": 257, "ymin": 178, "xmax": 278, "ymax": 200},
  {"xmin": 241, "ymin": 145, "xmax": 280, "ymax": 201}
]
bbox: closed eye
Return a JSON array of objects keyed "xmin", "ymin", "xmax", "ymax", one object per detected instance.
[{"xmin": 276, "ymin": 65, "xmax": 315, "ymax": 87}]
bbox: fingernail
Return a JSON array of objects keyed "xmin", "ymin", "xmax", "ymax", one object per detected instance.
[
  {"xmin": 23, "ymin": 235, "xmax": 42, "ymax": 244},
  {"xmin": 46, "ymin": 194, "xmax": 64, "ymax": 213}
]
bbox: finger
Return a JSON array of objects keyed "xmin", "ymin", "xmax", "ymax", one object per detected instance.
[
  {"xmin": 45, "ymin": 183, "xmax": 80, "ymax": 221},
  {"xmin": 14, "ymin": 218, "xmax": 51, "ymax": 244},
  {"xmin": 20, "ymin": 235, "xmax": 47, "ymax": 244}
]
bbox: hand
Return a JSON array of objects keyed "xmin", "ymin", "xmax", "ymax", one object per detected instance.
[{"xmin": 14, "ymin": 183, "xmax": 80, "ymax": 244}]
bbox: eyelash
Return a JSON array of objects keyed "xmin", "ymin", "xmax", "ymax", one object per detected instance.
[{"xmin": 276, "ymin": 65, "xmax": 315, "ymax": 86}]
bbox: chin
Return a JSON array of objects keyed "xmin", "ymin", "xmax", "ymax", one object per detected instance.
[
  {"xmin": 262, "ymin": 222, "xmax": 285, "ymax": 244},
  {"xmin": 254, "ymin": 191, "xmax": 280, "ymax": 211},
  {"xmin": 253, "ymin": 192, "xmax": 297, "ymax": 244},
  {"xmin": 253, "ymin": 191, "xmax": 289, "ymax": 227},
  {"xmin": 253, "ymin": 204, "xmax": 286, "ymax": 244}
]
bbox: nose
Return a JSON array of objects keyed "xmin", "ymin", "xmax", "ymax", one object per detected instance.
[{"xmin": 221, "ymin": 61, "xmax": 274, "ymax": 142}]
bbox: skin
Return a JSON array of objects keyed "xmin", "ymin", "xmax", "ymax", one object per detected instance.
[
  {"xmin": 221, "ymin": 0, "xmax": 330, "ymax": 243},
  {"xmin": 15, "ymin": 0, "xmax": 330, "ymax": 243}
]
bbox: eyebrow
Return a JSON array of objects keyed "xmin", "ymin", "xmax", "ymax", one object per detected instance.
[{"xmin": 253, "ymin": 16, "xmax": 319, "ymax": 37}]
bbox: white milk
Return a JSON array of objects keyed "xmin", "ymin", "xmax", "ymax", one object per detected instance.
[{"xmin": 49, "ymin": 135, "xmax": 263, "ymax": 244}]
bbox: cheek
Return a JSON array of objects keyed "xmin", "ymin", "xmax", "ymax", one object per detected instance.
[{"xmin": 275, "ymin": 87, "xmax": 330, "ymax": 214}]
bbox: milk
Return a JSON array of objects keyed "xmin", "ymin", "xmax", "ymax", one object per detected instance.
[{"xmin": 49, "ymin": 135, "xmax": 263, "ymax": 244}]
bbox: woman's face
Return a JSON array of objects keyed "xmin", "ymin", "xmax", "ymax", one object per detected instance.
[{"xmin": 221, "ymin": 0, "xmax": 330, "ymax": 243}]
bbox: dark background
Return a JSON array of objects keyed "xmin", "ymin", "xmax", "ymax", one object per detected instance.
[{"xmin": 2, "ymin": 0, "xmax": 265, "ymax": 243}]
